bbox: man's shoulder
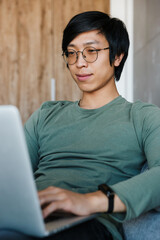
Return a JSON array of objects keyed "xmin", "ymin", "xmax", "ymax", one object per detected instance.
[
  {"xmin": 130, "ymin": 100, "xmax": 160, "ymax": 126},
  {"xmin": 26, "ymin": 100, "xmax": 76, "ymax": 124},
  {"xmin": 131, "ymin": 100, "xmax": 160, "ymax": 114},
  {"xmin": 40, "ymin": 100, "xmax": 75, "ymax": 110}
]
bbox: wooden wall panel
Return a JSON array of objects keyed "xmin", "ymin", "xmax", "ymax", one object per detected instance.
[
  {"xmin": 17, "ymin": 0, "xmax": 53, "ymax": 122},
  {"xmin": 0, "ymin": 0, "xmax": 53, "ymax": 122},
  {"xmin": 52, "ymin": 0, "xmax": 110, "ymax": 101},
  {"xmin": 0, "ymin": 1, "xmax": 19, "ymax": 106}
]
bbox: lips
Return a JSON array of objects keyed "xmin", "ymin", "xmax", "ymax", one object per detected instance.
[{"xmin": 76, "ymin": 73, "xmax": 93, "ymax": 81}]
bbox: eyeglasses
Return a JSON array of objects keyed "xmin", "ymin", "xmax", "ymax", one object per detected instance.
[{"xmin": 62, "ymin": 46, "xmax": 110, "ymax": 65}]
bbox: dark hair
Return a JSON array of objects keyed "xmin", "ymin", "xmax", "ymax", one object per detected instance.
[{"xmin": 62, "ymin": 11, "xmax": 130, "ymax": 81}]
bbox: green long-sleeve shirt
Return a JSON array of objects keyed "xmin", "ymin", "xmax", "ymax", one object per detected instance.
[{"xmin": 24, "ymin": 96, "xmax": 160, "ymax": 240}]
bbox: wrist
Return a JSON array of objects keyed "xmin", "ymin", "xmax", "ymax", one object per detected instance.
[
  {"xmin": 85, "ymin": 191, "xmax": 109, "ymax": 213},
  {"xmin": 98, "ymin": 184, "xmax": 115, "ymax": 213}
]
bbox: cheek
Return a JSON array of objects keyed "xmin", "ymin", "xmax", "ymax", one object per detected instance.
[
  {"xmin": 95, "ymin": 58, "xmax": 114, "ymax": 77},
  {"xmin": 68, "ymin": 67, "xmax": 76, "ymax": 79}
]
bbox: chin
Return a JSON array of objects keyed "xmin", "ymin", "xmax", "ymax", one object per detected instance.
[
  {"xmin": 79, "ymin": 87, "xmax": 97, "ymax": 93},
  {"xmin": 76, "ymin": 82, "xmax": 93, "ymax": 90}
]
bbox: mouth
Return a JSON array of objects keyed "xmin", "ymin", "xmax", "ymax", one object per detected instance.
[{"xmin": 76, "ymin": 73, "xmax": 93, "ymax": 81}]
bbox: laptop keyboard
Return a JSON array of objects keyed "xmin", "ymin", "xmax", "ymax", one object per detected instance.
[{"xmin": 44, "ymin": 212, "xmax": 75, "ymax": 223}]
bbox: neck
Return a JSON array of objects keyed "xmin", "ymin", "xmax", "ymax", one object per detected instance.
[{"xmin": 79, "ymin": 84, "xmax": 119, "ymax": 109}]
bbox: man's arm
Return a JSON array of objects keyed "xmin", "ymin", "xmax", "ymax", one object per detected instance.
[
  {"xmin": 24, "ymin": 109, "xmax": 40, "ymax": 171},
  {"xmin": 38, "ymin": 186, "xmax": 126, "ymax": 219}
]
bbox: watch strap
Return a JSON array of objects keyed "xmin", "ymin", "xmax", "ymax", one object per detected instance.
[{"xmin": 98, "ymin": 184, "xmax": 114, "ymax": 213}]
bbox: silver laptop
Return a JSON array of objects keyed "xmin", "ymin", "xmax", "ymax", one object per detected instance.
[{"xmin": 0, "ymin": 105, "xmax": 96, "ymax": 237}]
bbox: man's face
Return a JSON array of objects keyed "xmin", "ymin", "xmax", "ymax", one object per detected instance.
[{"xmin": 67, "ymin": 30, "xmax": 117, "ymax": 94}]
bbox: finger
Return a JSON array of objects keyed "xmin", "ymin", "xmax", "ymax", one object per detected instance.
[
  {"xmin": 38, "ymin": 186, "xmax": 61, "ymax": 197},
  {"xmin": 39, "ymin": 190, "xmax": 68, "ymax": 206},
  {"xmin": 42, "ymin": 200, "xmax": 69, "ymax": 218},
  {"xmin": 38, "ymin": 187, "xmax": 62, "ymax": 204}
]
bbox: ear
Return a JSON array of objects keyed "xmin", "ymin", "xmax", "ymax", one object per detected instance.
[{"xmin": 114, "ymin": 53, "xmax": 124, "ymax": 67}]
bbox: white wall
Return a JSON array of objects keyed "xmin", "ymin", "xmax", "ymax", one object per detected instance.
[
  {"xmin": 110, "ymin": 0, "xmax": 133, "ymax": 102},
  {"xmin": 133, "ymin": 0, "xmax": 160, "ymax": 106}
]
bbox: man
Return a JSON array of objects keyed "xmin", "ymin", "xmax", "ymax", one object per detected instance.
[{"xmin": 1, "ymin": 11, "xmax": 160, "ymax": 240}]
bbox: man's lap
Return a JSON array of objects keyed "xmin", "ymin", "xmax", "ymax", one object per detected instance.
[{"xmin": 0, "ymin": 219, "xmax": 113, "ymax": 240}]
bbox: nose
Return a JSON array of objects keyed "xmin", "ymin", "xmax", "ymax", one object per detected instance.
[{"xmin": 76, "ymin": 51, "xmax": 88, "ymax": 68}]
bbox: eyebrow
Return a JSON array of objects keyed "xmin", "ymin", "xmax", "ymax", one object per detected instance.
[{"xmin": 68, "ymin": 40, "xmax": 100, "ymax": 48}]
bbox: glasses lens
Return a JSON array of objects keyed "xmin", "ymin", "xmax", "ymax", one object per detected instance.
[
  {"xmin": 64, "ymin": 49, "xmax": 76, "ymax": 65},
  {"xmin": 83, "ymin": 47, "xmax": 98, "ymax": 63}
]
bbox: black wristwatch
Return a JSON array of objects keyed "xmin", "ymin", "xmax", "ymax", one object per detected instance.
[{"xmin": 98, "ymin": 184, "xmax": 115, "ymax": 213}]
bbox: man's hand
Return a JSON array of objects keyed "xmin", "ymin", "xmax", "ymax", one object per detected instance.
[{"xmin": 38, "ymin": 186, "xmax": 108, "ymax": 219}]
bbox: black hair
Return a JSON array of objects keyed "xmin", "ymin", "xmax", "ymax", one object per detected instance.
[{"xmin": 62, "ymin": 11, "xmax": 130, "ymax": 81}]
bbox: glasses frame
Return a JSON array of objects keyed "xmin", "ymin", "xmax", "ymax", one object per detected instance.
[{"xmin": 62, "ymin": 46, "xmax": 110, "ymax": 65}]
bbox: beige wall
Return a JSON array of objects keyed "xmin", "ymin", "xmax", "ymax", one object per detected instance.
[{"xmin": 133, "ymin": 0, "xmax": 160, "ymax": 106}]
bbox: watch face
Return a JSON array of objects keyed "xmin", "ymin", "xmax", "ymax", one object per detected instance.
[{"xmin": 107, "ymin": 191, "xmax": 110, "ymax": 197}]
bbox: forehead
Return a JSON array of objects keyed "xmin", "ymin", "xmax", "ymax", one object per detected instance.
[{"xmin": 68, "ymin": 30, "xmax": 108, "ymax": 48}]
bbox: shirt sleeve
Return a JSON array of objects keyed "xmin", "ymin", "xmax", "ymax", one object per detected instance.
[
  {"xmin": 24, "ymin": 108, "xmax": 40, "ymax": 172},
  {"xmin": 110, "ymin": 102, "xmax": 160, "ymax": 222}
]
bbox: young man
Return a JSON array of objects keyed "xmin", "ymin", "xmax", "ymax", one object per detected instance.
[{"xmin": 1, "ymin": 11, "xmax": 160, "ymax": 240}]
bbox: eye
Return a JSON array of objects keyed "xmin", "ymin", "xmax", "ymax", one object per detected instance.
[
  {"xmin": 66, "ymin": 50, "xmax": 75, "ymax": 57},
  {"xmin": 86, "ymin": 48, "xmax": 97, "ymax": 54}
]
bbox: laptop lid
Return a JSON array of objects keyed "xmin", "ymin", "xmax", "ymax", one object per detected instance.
[
  {"xmin": 0, "ymin": 105, "xmax": 47, "ymax": 237},
  {"xmin": 0, "ymin": 106, "xmax": 97, "ymax": 237}
]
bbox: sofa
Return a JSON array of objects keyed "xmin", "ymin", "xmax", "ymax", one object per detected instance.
[
  {"xmin": 123, "ymin": 210, "xmax": 160, "ymax": 240},
  {"xmin": 123, "ymin": 163, "xmax": 160, "ymax": 240}
]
